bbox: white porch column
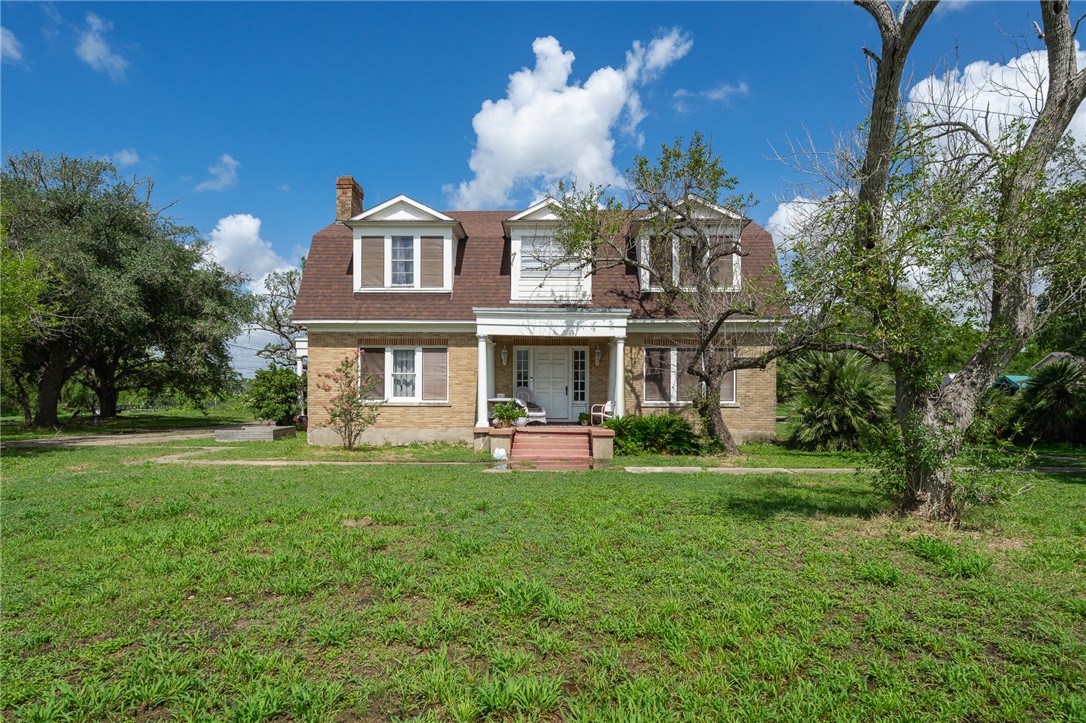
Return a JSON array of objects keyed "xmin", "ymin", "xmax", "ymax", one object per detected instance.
[
  {"xmin": 607, "ymin": 339, "xmax": 617, "ymax": 403},
  {"xmin": 476, "ymin": 334, "xmax": 490, "ymax": 427},
  {"xmin": 486, "ymin": 340, "xmax": 496, "ymax": 398},
  {"xmin": 613, "ymin": 336, "xmax": 626, "ymax": 417}
]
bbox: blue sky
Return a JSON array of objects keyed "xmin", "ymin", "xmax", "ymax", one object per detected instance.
[{"xmin": 2, "ymin": 1, "xmax": 1078, "ymax": 374}]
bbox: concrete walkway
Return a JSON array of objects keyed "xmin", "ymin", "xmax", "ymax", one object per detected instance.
[{"xmin": 0, "ymin": 426, "xmax": 251, "ymax": 449}]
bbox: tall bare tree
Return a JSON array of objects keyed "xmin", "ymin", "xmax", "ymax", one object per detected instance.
[{"xmin": 784, "ymin": 0, "xmax": 1086, "ymax": 522}]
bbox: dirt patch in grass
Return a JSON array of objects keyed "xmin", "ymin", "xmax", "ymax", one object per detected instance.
[{"xmin": 344, "ymin": 517, "xmax": 374, "ymax": 528}]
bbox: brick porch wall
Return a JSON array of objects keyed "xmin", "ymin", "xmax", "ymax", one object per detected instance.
[{"xmin": 306, "ymin": 332, "xmax": 477, "ymax": 445}]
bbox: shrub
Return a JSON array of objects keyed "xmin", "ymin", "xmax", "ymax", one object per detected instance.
[
  {"xmin": 316, "ymin": 351, "xmax": 381, "ymax": 450},
  {"xmin": 604, "ymin": 414, "xmax": 699, "ymax": 456},
  {"xmin": 246, "ymin": 365, "xmax": 300, "ymax": 425},
  {"xmin": 1011, "ymin": 359, "xmax": 1086, "ymax": 444},
  {"xmin": 784, "ymin": 351, "xmax": 893, "ymax": 452}
]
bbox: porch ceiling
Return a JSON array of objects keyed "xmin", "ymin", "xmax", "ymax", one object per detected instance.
[{"xmin": 473, "ymin": 307, "xmax": 630, "ymax": 338}]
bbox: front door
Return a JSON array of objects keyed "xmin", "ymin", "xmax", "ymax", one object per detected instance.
[{"xmin": 533, "ymin": 348, "xmax": 570, "ymax": 420}]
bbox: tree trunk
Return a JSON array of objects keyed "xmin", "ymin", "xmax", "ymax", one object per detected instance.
[
  {"xmin": 13, "ymin": 374, "xmax": 33, "ymax": 425},
  {"xmin": 33, "ymin": 341, "xmax": 69, "ymax": 427},
  {"xmin": 692, "ymin": 385, "xmax": 739, "ymax": 454},
  {"xmin": 901, "ymin": 463, "xmax": 959, "ymax": 525}
]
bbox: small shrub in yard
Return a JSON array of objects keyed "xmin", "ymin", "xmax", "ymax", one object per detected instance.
[
  {"xmin": 316, "ymin": 351, "xmax": 381, "ymax": 450},
  {"xmin": 245, "ymin": 365, "xmax": 301, "ymax": 425},
  {"xmin": 783, "ymin": 351, "xmax": 893, "ymax": 452},
  {"xmin": 603, "ymin": 414, "xmax": 699, "ymax": 455}
]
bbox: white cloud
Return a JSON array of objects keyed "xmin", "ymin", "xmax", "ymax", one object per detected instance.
[
  {"xmin": 672, "ymin": 82, "xmax": 749, "ymax": 113},
  {"xmin": 206, "ymin": 214, "xmax": 297, "ymax": 378},
  {"xmin": 207, "ymin": 213, "xmax": 291, "ymax": 290},
  {"xmin": 111, "ymin": 148, "xmax": 139, "ymax": 166},
  {"xmin": 908, "ymin": 42, "xmax": 1086, "ymax": 146},
  {"xmin": 766, "ymin": 197, "xmax": 820, "ymax": 251},
  {"xmin": 76, "ymin": 13, "xmax": 127, "ymax": 81},
  {"xmin": 1, "ymin": 26, "xmax": 24, "ymax": 63},
  {"xmin": 447, "ymin": 29, "xmax": 692, "ymax": 210},
  {"xmin": 195, "ymin": 154, "xmax": 240, "ymax": 192}
]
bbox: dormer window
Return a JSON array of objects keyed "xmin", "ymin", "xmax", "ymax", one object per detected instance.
[
  {"xmin": 505, "ymin": 200, "xmax": 592, "ymax": 303},
  {"xmin": 349, "ymin": 195, "xmax": 465, "ymax": 293},
  {"xmin": 636, "ymin": 198, "xmax": 746, "ymax": 294}
]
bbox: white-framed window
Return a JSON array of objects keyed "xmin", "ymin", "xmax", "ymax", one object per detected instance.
[
  {"xmin": 357, "ymin": 233, "xmax": 449, "ymax": 291},
  {"xmin": 521, "ymin": 235, "xmax": 579, "ymax": 278},
  {"xmin": 514, "ymin": 349, "xmax": 531, "ymax": 389},
  {"xmin": 644, "ymin": 347, "xmax": 736, "ymax": 404},
  {"xmin": 572, "ymin": 349, "xmax": 587, "ymax": 403},
  {"xmin": 359, "ymin": 346, "xmax": 448, "ymax": 403},
  {"xmin": 638, "ymin": 235, "xmax": 741, "ymax": 292},
  {"xmin": 391, "ymin": 236, "xmax": 414, "ymax": 286}
]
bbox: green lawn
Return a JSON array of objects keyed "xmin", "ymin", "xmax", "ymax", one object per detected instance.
[{"xmin": 2, "ymin": 443, "xmax": 1084, "ymax": 721}]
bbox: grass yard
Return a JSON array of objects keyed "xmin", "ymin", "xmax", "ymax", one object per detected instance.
[{"xmin": 2, "ymin": 443, "xmax": 1084, "ymax": 721}]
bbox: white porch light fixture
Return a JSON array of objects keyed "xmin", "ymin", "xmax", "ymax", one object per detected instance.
[
  {"xmin": 594, "ymin": 345, "xmax": 602, "ymax": 367},
  {"xmin": 501, "ymin": 345, "xmax": 509, "ymax": 366}
]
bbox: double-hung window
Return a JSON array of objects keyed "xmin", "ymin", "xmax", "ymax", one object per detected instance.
[
  {"xmin": 644, "ymin": 347, "xmax": 736, "ymax": 404},
  {"xmin": 391, "ymin": 236, "xmax": 414, "ymax": 286},
  {"xmin": 359, "ymin": 347, "xmax": 448, "ymax": 402}
]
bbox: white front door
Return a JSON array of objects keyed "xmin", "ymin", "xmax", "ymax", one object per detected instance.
[{"xmin": 533, "ymin": 348, "xmax": 570, "ymax": 419}]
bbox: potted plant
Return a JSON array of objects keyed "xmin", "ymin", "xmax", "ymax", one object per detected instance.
[
  {"xmin": 492, "ymin": 401, "xmax": 523, "ymax": 428},
  {"xmin": 578, "ymin": 412, "xmax": 590, "ymax": 426}
]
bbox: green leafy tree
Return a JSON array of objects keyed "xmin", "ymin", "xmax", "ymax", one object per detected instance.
[
  {"xmin": 1, "ymin": 152, "xmax": 252, "ymax": 424},
  {"xmin": 250, "ymin": 265, "xmax": 304, "ymax": 368},
  {"xmin": 784, "ymin": 352, "xmax": 893, "ymax": 452},
  {"xmin": 316, "ymin": 350, "xmax": 381, "ymax": 450},
  {"xmin": 555, "ymin": 133, "xmax": 844, "ymax": 453},
  {"xmin": 245, "ymin": 365, "xmax": 301, "ymax": 425}
]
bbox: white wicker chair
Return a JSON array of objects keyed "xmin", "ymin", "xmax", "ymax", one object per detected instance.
[{"xmin": 513, "ymin": 386, "xmax": 548, "ymax": 425}]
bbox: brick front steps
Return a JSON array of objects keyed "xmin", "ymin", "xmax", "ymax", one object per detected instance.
[
  {"xmin": 478, "ymin": 425, "xmax": 615, "ymax": 461},
  {"xmin": 511, "ymin": 428, "xmax": 591, "ymax": 461}
]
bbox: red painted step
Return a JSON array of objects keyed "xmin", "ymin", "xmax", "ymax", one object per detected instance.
[{"xmin": 510, "ymin": 430, "xmax": 591, "ymax": 461}]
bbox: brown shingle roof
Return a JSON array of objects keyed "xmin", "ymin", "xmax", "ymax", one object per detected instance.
[{"xmin": 293, "ymin": 211, "xmax": 783, "ymax": 322}]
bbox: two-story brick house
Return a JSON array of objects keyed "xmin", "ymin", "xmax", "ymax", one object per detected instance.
[{"xmin": 294, "ymin": 176, "xmax": 783, "ymax": 448}]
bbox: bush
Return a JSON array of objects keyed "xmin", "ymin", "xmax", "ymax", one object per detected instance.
[
  {"xmin": 603, "ymin": 414, "xmax": 700, "ymax": 456},
  {"xmin": 245, "ymin": 365, "xmax": 300, "ymax": 425},
  {"xmin": 1011, "ymin": 359, "xmax": 1086, "ymax": 445},
  {"xmin": 783, "ymin": 351, "xmax": 893, "ymax": 452},
  {"xmin": 316, "ymin": 351, "xmax": 381, "ymax": 450}
]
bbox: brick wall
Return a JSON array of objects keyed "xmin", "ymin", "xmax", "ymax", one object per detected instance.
[
  {"xmin": 306, "ymin": 332, "xmax": 477, "ymax": 445},
  {"xmin": 622, "ymin": 335, "xmax": 777, "ymax": 442}
]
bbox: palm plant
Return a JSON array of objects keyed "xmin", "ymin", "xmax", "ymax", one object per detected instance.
[
  {"xmin": 784, "ymin": 351, "xmax": 894, "ymax": 452},
  {"xmin": 1012, "ymin": 359, "xmax": 1086, "ymax": 444}
]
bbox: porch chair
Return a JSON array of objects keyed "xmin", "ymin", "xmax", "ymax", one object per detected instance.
[
  {"xmin": 590, "ymin": 400, "xmax": 615, "ymax": 426},
  {"xmin": 512, "ymin": 386, "xmax": 548, "ymax": 425}
]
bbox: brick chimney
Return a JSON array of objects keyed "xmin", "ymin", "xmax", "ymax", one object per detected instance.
[{"xmin": 335, "ymin": 176, "xmax": 364, "ymax": 221}]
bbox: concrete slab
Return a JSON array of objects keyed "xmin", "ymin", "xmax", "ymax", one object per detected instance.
[{"xmin": 624, "ymin": 467, "xmax": 704, "ymax": 474}]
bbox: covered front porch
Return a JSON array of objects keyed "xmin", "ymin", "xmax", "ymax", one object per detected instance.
[{"xmin": 472, "ymin": 308, "xmax": 630, "ymax": 427}]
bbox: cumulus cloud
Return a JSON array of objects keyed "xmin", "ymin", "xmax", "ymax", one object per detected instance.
[
  {"xmin": 76, "ymin": 13, "xmax": 127, "ymax": 81},
  {"xmin": 908, "ymin": 42, "xmax": 1086, "ymax": 146},
  {"xmin": 672, "ymin": 81, "xmax": 749, "ymax": 113},
  {"xmin": 1, "ymin": 26, "xmax": 24, "ymax": 63},
  {"xmin": 447, "ymin": 29, "xmax": 692, "ymax": 210},
  {"xmin": 195, "ymin": 154, "xmax": 240, "ymax": 192},
  {"xmin": 111, "ymin": 148, "xmax": 139, "ymax": 166},
  {"xmin": 207, "ymin": 214, "xmax": 291, "ymax": 290}
]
